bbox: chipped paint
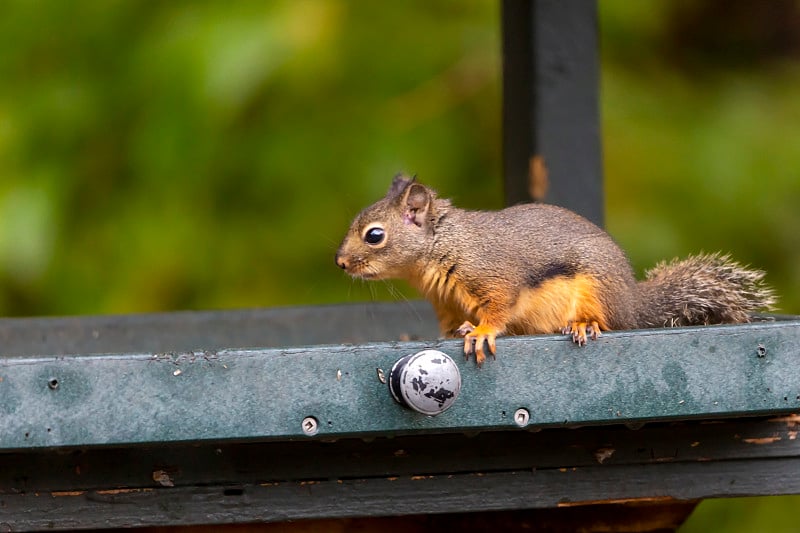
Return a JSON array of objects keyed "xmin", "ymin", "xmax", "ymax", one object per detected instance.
[
  {"xmin": 558, "ymin": 496, "xmax": 680, "ymax": 507},
  {"xmin": 152, "ymin": 469, "xmax": 175, "ymax": 487},
  {"xmin": 95, "ymin": 488, "xmax": 153, "ymax": 495},
  {"xmin": 769, "ymin": 414, "xmax": 800, "ymax": 426},
  {"xmin": 50, "ymin": 491, "xmax": 86, "ymax": 497},
  {"xmin": 743, "ymin": 436, "xmax": 782, "ymax": 445},
  {"xmin": 594, "ymin": 447, "xmax": 615, "ymax": 464}
]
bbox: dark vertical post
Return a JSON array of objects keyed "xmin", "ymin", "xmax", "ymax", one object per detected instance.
[{"xmin": 501, "ymin": 0, "xmax": 603, "ymax": 227}]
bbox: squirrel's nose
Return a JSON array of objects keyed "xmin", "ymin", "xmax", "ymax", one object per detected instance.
[{"xmin": 335, "ymin": 253, "xmax": 348, "ymax": 270}]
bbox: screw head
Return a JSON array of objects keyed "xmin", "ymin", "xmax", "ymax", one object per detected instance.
[
  {"xmin": 513, "ymin": 408, "xmax": 530, "ymax": 427},
  {"xmin": 301, "ymin": 416, "xmax": 319, "ymax": 436}
]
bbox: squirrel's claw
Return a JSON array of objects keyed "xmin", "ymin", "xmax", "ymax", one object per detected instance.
[
  {"xmin": 455, "ymin": 321, "xmax": 476, "ymax": 337},
  {"xmin": 563, "ymin": 320, "xmax": 602, "ymax": 346},
  {"xmin": 456, "ymin": 321, "xmax": 477, "ymax": 362},
  {"xmin": 457, "ymin": 321, "xmax": 498, "ymax": 367}
]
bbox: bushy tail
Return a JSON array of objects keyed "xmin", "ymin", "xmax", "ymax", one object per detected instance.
[{"xmin": 635, "ymin": 252, "xmax": 776, "ymax": 328}]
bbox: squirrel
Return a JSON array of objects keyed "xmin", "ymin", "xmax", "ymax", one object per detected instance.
[{"xmin": 335, "ymin": 175, "xmax": 776, "ymax": 366}]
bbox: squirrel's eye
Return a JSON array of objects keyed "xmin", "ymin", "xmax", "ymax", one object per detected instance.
[{"xmin": 364, "ymin": 227, "xmax": 385, "ymax": 245}]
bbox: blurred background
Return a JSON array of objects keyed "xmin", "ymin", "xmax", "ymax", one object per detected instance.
[{"xmin": 0, "ymin": 0, "xmax": 798, "ymax": 529}]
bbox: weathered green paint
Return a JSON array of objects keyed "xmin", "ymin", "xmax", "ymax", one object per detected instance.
[
  {"xmin": 1, "ymin": 320, "xmax": 798, "ymax": 450},
  {"xmin": 0, "ymin": 301, "xmax": 439, "ymax": 357}
]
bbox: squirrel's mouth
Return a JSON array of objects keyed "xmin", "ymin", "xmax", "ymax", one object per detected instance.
[
  {"xmin": 351, "ymin": 269, "xmax": 378, "ymax": 280},
  {"xmin": 336, "ymin": 253, "xmax": 383, "ymax": 280},
  {"xmin": 347, "ymin": 264, "xmax": 382, "ymax": 280}
]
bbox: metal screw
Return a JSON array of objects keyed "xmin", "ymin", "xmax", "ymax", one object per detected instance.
[
  {"xmin": 756, "ymin": 344, "xmax": 767, "ymax": 358},
  {"xmin": 513, "ymin": 408, "xmax": 530, "ymax": 427},
  {"xmin": 301, "ymin": 416, "xmax": 319, "ymax": 436},
  {"xmin": 47, "ymin": 378, "xmax": 59, "ymax": 390}
]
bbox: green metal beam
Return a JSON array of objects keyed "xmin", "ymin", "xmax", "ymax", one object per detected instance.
[
  {"xmin": 2, "ymin": 319, "xmax": 798, "ymax": 450},
  {"xmin": 0, "ymin": 301, "xmax": 438, "ymax": 357}
]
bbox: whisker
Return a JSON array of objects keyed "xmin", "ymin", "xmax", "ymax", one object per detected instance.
[
  {"xmin": 321, "ymin": 235, "xmax": 340, "ymax": 247},
  {"xmin": 385, "ymin": 281, "xmax": 423, "ymax": 323}
]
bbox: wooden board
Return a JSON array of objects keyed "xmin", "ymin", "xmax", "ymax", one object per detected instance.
[{"xmin": 2, "ymin": 416, "xmax": 798, "ymax": 530}]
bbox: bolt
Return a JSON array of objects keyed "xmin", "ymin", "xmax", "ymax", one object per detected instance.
[
  {"xmin": 388, "ymin": 350, "xmax": 461, "ymax": 415},
  {"xmin": 756, "ymin": 344, "xmax": 767, "ymax": 358},
  {"xmin": 513, "ymin": 408, "xmax": 530, "ymax": 427},
  {"xmin": 302, "ymin": 416, "xmax": 319, "ymax": 436},
  {"xmin": 47, "ymin": 378, "xmax": 59, "ymax": 390}
]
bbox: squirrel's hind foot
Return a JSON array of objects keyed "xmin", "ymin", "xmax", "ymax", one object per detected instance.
[
  {"xmin": 562, "ymin": 320, "xmax": 602, "ymax": 346},
  {"xmin": 456, "ymin": 321, "xmax": 497, "ymax": 367}
]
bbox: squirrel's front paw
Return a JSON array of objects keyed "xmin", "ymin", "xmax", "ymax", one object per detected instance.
[
  {"xmin": 455, "ymin": 321, "xmax": 476, "ymax": 337},
  {"xmin": 562, "ymin": 320, "xmax": 602, "ymax": 346},
  {"xmin": 457, "ymin": 321, "xmax": 498, "ymax": 367}
]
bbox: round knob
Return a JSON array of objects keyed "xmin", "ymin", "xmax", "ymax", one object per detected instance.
[{"xmin": 388, "ymin": 350, "xmax": 461, "ymax": 415}]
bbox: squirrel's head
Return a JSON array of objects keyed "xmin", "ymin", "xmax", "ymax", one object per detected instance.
[{"xmin": 335, "ymin": 174, "xmax": 443, "ymax": 280}]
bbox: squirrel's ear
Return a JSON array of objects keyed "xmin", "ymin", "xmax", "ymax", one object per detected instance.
[
  {"xmin": 401, "ymin": 183, "xmax": 431, "ymax": 227},
  {"xmin": 387, "ymin": 173, "xmax": 416, "ymax": 199}
]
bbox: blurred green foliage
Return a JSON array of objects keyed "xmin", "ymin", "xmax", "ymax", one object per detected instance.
[
  {"xmin": 1, "ymin": 1, "xmax": 796, "ymax": 318},
  {"xmin": 0, "ymin": 0, "xmax": 501, "ymax": 314},
  {"xmin": 601, "ymin": 1, "xmax": 800, "ymax": 318},
  {"xmin": 1, "ymin": 1, "xmax": 799, "ymax": 528}
]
